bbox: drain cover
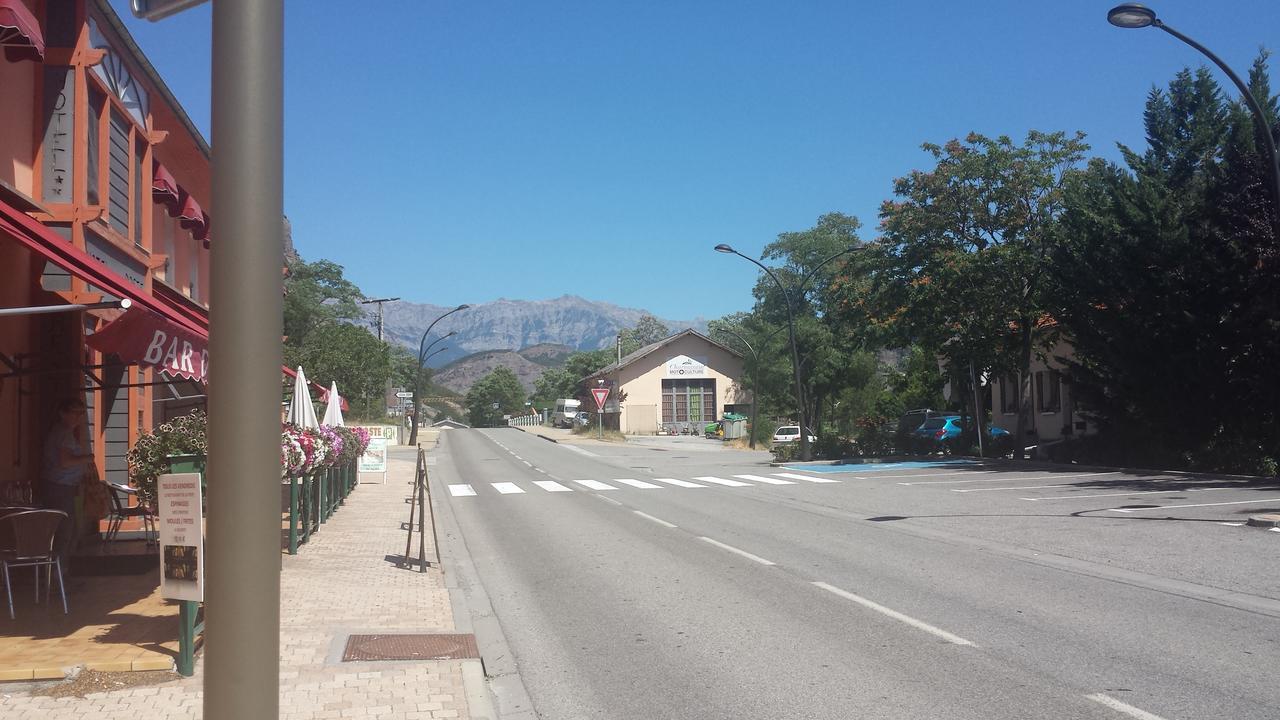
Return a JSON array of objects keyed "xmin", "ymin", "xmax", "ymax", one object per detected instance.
[{"xmin": 342, "ymin": 633, "xmax": 479, "ymax": 662}]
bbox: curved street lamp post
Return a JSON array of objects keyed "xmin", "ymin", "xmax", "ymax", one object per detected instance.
[
  {"xmin": 408, "ymin": 305, "xmax": 469, "ymax": 445},
  {"xmin": 715, "ymin": 326, "xmax": 760, "ymax": 449},
  {"xmin": 714, "ymin": 244, "xmax": 862, "ymax": 461},
  {"xmin": 1107, "ymin": 4, "xmax": 1280, "ymax": 238}
]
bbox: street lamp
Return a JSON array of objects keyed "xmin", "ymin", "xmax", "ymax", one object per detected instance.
[
  {"xmin": 409, "ymin": 304, "xmax": 469, "ymax": 445},
  {"xmin": 714, "ymin": 243, "xmax": 862, "ymax": 460},
  {"xmin": 1107, "ymin": 4, "xmax": 1280, "ymax": 237}
]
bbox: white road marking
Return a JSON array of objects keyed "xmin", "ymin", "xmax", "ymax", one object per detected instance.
[
  {"xmin": 564, "ymin": 445, "xmax": 599, "ymax": 457},
  {"xmin": 535, "ymin": 468, "xmax": 547, "ymax": 474},
  {"xmin": 1108, "ymin": 498, "xmax": 1280, "ymax": 512},
  {"xmin": 734, "ymin": 474, "xmax": 795, "ymax": 485},
  {"xmin": 693, "ymin": 476, "xmax": 751, "ymax": 487},
  {"xmin": 511, "ymin": 455, "xmax": 522, "ymax": 460},
  {"xmin": 1270, "ymin": 527, "xmax": 1280, "ymax": 533},
  {"xmin": 1218, "ymin": 522, "xmax": 1245, "ymax": 527},
  {"xmin": 901, "ymin": 472, "xmax": 1121, "ymax": 486},
  {"xmin": 652, "ymin": 477, "xmax": 705, "ymax": 488},
  {"xmin": 697, "ymin": 537, "xmax": 775, "ymax": 565},
  {"xmin": 576, "ymin": 480, "xmax": 617, "ymax": 491},
  {"xmin": 594, "ymin": 494, "xmax": 623, "ymax": 506},
  {"xmin": 533, "ymin": 480, "xmax": 573, "ymax": 492},
  {"xmin": 856, "ymin": 470, "xmax": 999, "ymax": 480},
  {"xmin": 634, "ymin": 511, "xmax": 677, "ymax": 528},
  {"xmin": 811, "ymin": 582, "xmax": 975, "ymax": 646},
  {"xmin": 492, "ymin": 482, "xmax": 525, "ymax": 494},
  {"xmin": 1023, "ymin": 487, "xmax": 1239, "ymax": 501},
  {"xmin": 1085, "ymin": 693, "xmax": 1169, "ymax": 720},
  {"xmin": 774, "ymin": 472, "xmax": 840, "ymax": 483},
  {"xmin": 522, "ymin": 460, "xmax": 533, "ymax": 467},
  {"xmin": 448, "ymin": 484, "xmax": 476, "ymax": 497},
  {"xmin": 613, "ymin": 478, "xmax": 663, "ymax": 489}
]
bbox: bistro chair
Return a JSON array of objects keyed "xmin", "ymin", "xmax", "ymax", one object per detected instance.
[
  {"xmin": 104, "ymin": 482, "xmax": 157, "ymax": 544},
  {"xmin": 0, "ymin": 509, "xmax": 70, "ymax": 620}
]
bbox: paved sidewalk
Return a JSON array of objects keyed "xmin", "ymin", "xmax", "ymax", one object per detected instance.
[{"xmin": 2, "ymin": 451, "xmax": 472, "ymax": 719}]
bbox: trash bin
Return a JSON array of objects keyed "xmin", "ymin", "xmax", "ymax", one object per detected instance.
[{"xmin": 721, "ymin": 413, "xmax": 747, "ymax": 440}]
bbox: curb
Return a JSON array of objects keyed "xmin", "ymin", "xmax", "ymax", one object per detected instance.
[{"xmin": 769, "ymin": 454, "xmax": 1276, "ymax": 483}]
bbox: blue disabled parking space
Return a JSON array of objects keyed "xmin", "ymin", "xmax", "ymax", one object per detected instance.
[{"xmin": 784, "ymin": 459, "xmax": 983, "ymax": 474}]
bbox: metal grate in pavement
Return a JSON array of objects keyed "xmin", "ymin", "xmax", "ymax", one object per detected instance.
[{"xmin": 341, "ymin": 633, "xmax": 479, "ymax": 662}]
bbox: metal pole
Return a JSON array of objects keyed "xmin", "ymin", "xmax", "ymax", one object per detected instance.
[
  {"xmin": 207, "ymin": 1, "xmax": 282, "ymax": 718},
  {"xmin": 409, "ymin": 307, "xmax": 467, "ymax": 446},
  {"xmin": 717, "ymin": 327, "xmax": 758, "ymax": 450},
  {"xmin": 970, "ymin": 360, "xmax": 985, "ymax": 457}
]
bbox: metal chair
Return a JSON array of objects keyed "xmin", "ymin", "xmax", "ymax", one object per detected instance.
[
  {"xmin": 0, "ymin": 509, "xmax": 69, "ymax": 619},
  {"xmin": 104, "ymin": 482, "xmax": 157, "ymax": 544}
]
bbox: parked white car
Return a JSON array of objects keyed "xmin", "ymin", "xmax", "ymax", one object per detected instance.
[{"xmin": 772, "ymin": 425, "xmax": 816, "ymax": 444}]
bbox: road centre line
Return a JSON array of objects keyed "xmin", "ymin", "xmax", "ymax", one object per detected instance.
[
  {"xmin": 811, "ymin": 582, "xmax": 975, "ymax": 646},
  {"xmin": 634, "ymin": 511, "xmax": 677, "ymax": 528},
  {"xmin": 901, "ymin": 472, "xmax": 1122, "ymax": 486},
  {"xmin": 522, "ymin": 460, "xmax": 533, "ymax": 467},
  {"xmin": 1084, "ymin": 693, "xmax": 1169, "ymax": 720},
  {"xmin": 697, "ymin": 537, "xmax": 776, "ymax": 565},
  {"xmin": 593, "ymin": 494, "xmax": 623, "ymax": 506},
  {"xmin": 1108, "ymin": 497, "xmax": 1280, "ymax": 512}
]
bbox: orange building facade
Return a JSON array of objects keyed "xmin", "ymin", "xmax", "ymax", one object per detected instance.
[{"xmin": 1, "ymin": 0, "xmax": 212, "ymax": 509}]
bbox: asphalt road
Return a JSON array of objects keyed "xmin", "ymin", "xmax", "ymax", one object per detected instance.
[{"xmin": 429, "ymin": 428, "xmax": 1280, "ymax": 720}]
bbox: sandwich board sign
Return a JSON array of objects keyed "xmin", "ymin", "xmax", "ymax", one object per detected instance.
[
  {"xmin": 359, "ymin": 437, "xmax": 388, "ymax": 483},
  {"xmin": 158, "ymin": 472, "xmax": 204, "ymax": 601}
]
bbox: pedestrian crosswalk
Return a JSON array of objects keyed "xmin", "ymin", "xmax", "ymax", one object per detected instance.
[{"xmin": 446, "ymin": 472, "xmax": 838, "ymax": 497}]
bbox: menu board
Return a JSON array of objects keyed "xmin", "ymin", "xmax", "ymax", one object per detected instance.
[{"xmin": 158, "ymin": 472, "xmax": 204, "ymax": 602}]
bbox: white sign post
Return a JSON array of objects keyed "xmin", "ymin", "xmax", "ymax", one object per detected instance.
[
  {"xmin": 359, "ymin": 436, "xmax": 388, "ymax": 484},
  {"xmin": 158, "ymin": 472, "xmax": 204, "ymax": 602}
]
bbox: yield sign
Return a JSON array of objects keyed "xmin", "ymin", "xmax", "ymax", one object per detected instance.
[{"xmin": 591, "ymin": 387, "xmax": 610, "ymax": 411}]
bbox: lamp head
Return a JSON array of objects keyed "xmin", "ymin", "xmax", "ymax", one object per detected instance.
[
  {"xmin": 713, "ymin": 244, "xmax": 735, "ymax": 254},
  {"xmin": 1108, "ymin": 3, "xmax": 1157, "ymax": 28},
  {"xmin": 455, "ymin": 304, "xmax": 471, "ymax": 311}
]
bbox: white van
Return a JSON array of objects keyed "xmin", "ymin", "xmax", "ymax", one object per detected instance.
[{"xmin": 553, "ymin": 398, "xmax": 581, "ymax": 428}]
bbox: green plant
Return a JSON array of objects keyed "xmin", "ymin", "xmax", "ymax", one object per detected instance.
[{"xmin": 127, "ymin": 410, "xmax": 208, "ymax": 505}]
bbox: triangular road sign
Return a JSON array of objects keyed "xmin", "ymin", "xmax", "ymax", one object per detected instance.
[{"xmin": 591, "ymin": 387, "xmax": 610, "ymax": 411}]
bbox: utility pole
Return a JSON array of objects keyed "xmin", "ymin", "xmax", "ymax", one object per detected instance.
[
  {"xmin": 360, "ymin": 297, "xmax": 399, "ymax": 419},
  {"xmin": 360, "ymin": 297, "xmax": 399, "ymax": 342}
]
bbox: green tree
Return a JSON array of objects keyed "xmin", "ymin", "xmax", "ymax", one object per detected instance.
[
  {"xmin": 618, "ymin": 314, "xmax": 671, "ymax": 355},
  {"xmin": 1049, "ymin": 61, "xmax": 1279, "ymax": 472},
  {"xmin": 283, "ymin": 258, "xmax": 365, "ymax": 351},
  {"xmin": 465, "ymin": 367, "xmax": 528, "ymax": 427},
  {"xmin": 292, "ymin": 323, "xmax": 391, "ymax": 418},
  {"xmin": 874, "ymin": 131, "xmax": 1089, "ymax": 455}
]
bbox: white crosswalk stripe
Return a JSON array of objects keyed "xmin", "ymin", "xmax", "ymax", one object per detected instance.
[
  {"xmin": 448, "ymin": 484, "xmax": 476, "ymax": 496},
  {"xmin": 575, "ymin": 480, "xmax": 617, "ymax": 490},
  {"xmin": 693, "ymin": 476, "xmax": 752, "ymax": 487},
  {"xmin": 774, "ymin": 472, "xmax": 840, "ymax": 484},
  {"xmin": 613, "ymin": 478, "xmax": 662, "ymax": 489},
  {"xmin": 492, "ymin": 482, "xmax": 525, "ymax": 494},
  {"xmin": 652, "ymin": 477, "xmax": 705, "ymax": 488},
  {"xmin": 533, "ymin": 480, "xmax": 573, "ymax": 492},
  {"xmin": 734, "ymin": 474, "xmax": 794, "ymax": 485}
]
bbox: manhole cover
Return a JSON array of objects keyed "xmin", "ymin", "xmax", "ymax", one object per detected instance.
[{"xmin": 342, "ymin": 634, "xmax": 479, "ymax": 662}]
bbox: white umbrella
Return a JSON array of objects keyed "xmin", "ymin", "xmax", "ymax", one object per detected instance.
[
  {"xmin": 321, "ymin": 381, "xmax": 344, "ymax": 426},
  {"xmin": 287, "ymin": 366, "xmax": 319, "ymax": 428}
]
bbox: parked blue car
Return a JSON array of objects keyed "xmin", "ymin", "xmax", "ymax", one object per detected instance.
[{"xmin": 912, "ymin": 416, "xmax": 1011, "ymax": 443}]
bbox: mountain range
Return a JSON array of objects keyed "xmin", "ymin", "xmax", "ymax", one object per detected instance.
[{"xmin": 372, "ymin": 295, "xmax": 707, "ymax": 369}]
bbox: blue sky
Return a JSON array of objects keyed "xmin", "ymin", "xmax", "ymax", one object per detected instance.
[{"xmin": 111, "ymin": 0, "xmax": 1279, "ymax": 321}]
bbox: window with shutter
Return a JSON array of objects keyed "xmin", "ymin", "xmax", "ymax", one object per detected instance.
[{"xmin": 107, "ymin": 110, "xmax": 130, "ymax": 232}]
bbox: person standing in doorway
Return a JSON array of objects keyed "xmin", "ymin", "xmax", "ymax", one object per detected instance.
[{"xmin": 42, "ymin": 397, "xmax": 95, "ymax": 551}]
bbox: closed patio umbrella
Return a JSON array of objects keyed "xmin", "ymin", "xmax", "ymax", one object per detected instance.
[
  {"xmin": 320, "ymin": 381, "xmax": 344, "ymax": 427},
  {"xmin": 287, "ymin": 366, "xmax": 319, "ymax": 428}
]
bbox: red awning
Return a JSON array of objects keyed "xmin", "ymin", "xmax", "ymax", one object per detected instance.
[
  {"xmin": 195, "ymin": 210, "xmax": 210, "ymax": 243},
  {"xmin": 178, "ymin": 192, "xmax": 206, "ymax": 234},
  {"xmin": 86, "ymin": 305, "xmax": 208, "ymax": 383},
  {"xmin": 0, "ymin": 0, "xmax": 44, "ymax": 63},
  {"xmin": 152, "ymin": 161, "xmax": 180, "ymax": 214}
]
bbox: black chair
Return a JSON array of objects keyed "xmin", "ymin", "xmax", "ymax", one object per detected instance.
[
  {"xmin": 104, "ymin": 482, "xmax": 157, "ymax": 544},
  {"xmin": 0, "ymin": 509, "xmax": 69, "ymax": 619}
]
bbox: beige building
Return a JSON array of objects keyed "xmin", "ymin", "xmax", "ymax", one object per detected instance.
[
  {"xmin": 989, "ymin": 338, "xmax": 1096, "ymax": 445},
  {"xmin": 585, "ymin": 329, "xmax": 750, "ymax": 435}
]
